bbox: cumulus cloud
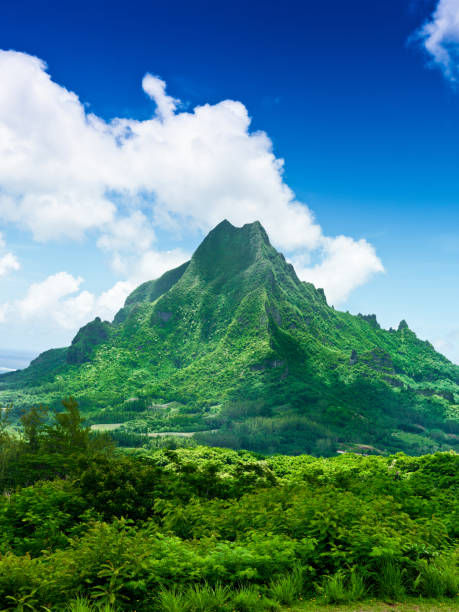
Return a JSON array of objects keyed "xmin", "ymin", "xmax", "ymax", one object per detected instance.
[
  {"xmin": 0, "ymin": 232, "xmax": 20, "ymax": 277},
  {"xmin": 7, "ymin": 243, "xmax": 189, "ymax": 330},
  {"xmin": 6, "ymin": 272, "xmax": 131, "ymax": 331},
  {"xmin": 134, "ymin": 248, "xmax": 190, "ymax": 282},
  {"xmin": 97, "ymin": 212, "xmax": 156, "ymax": 254},
  {"xmin": 433, "ymin": 329, "xmax": 459, "ymax": 363},
  {"xmin": 17, "ymin": 272, "xmax": 84, "ymax": 321},
  {"xmin": 0, "ymin": 48, "xmax": 384, "ymax": 331},
  {"xmin": 97, "ymin": 211, "xmax": 159, "ymax": 274},
  {"xmin": 142, "ymin": 73, "xmax": 180, "ymax": 120},
  {"xmin": 292, "ymin": 236, "xmax": 384, "ymax": 305},
  {"xmin": 416, "ymin": 0, "xmax": 459, "ymax": 82},
  {"xmin": 0, "ymin": 252, "xmax": 20, "ymax": 277}
]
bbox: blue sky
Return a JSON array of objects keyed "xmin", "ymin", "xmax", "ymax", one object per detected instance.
[{"xmin": 0, "ymin": 0, "xmax": 458, "ymax": 364}]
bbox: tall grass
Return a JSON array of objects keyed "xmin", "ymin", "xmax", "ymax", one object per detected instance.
[
  {"xmin": 157, "ymin": 583, "xmax": 230, "ymax": 612},
  {"xmin": 318, "ymin": 568, "xmax": 366, "ymax": 604},
  {"xmin": 230, "ymin": 586, "xmax": 279, "ymax": 611},
  {"xmin": 183, "ymin": 583, "xmax": 230, "ymax": 611},
  {"xmin": 269, "ymin": 566, "xmax": 304, "ymax": 605},
  {"xmin": 414, "ymin": 555, "xmax": 458, "ymax": 598},
  {"xmin": 157, "ymin": 584, "xmax": 280, "ymax": 612},
  {"xmin": 156, "ymin": 587, "xmax": 186, "ymax": 612},
  {"xmin": 377, "ymin": 560, "xmax": 406, "ymax": 600},
  {"xmin": 66, "ymin": 598, "xmax": 116, "ymax": 612}
]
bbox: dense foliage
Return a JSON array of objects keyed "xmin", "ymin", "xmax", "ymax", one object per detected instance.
[
  {"xmin": 1, "ymin": 221, "xmax": 458, "ymax": 457},
  {"xmin": 0, "ymin": 400, "xmax": 457, "ymax": 610}
]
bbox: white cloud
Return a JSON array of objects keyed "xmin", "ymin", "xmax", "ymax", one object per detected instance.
[
  {"xmin": 293, "ymin": 236, "xmax": 385, "ymax": 305},
  {"xmin": 134, "ymin": 248, "xmax": 189, "ymax": 283},
  {"xmin": 4, "ymin": 242, "xmax": 189, "ymax": 332},
  {"xmin": 12, "ymin": 272, "xmax": 119, "ymax": 330},
  {"xmin": 0, "ymin": 252, "xmax": 20, "ymax": 277},
  {"xmin": 17, "ymin": 272, "xmax": 83, "ymax": 320},
  {"xmin": 0, "ymin": 232, "xmax": 20, "ymax": 277},
  {"xmin": 97, "ymin": 211, "xmax": 156, "ymax": 254},
  {"xmin": 433, "ymin": 329, "xmax": 459, "ymax": 363},
  {"xmin": 0, "ymin": 48, "xmax": 384, "ymax": 324},
  {"xmin": 96, "ymin": 281, "xmax": 135, "ymax": 315},
  {"xmin": 417, "ymin": 0, "xmax": 459, "ymax": 82},
  {"xmin": 142, "ymin": 73, "xmax": 180, "ymax": 120}
]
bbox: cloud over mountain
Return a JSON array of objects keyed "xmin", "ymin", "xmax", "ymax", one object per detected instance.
[{"xmin": 0, "ymin": 50, "xmax": 383, "ymax": 335}]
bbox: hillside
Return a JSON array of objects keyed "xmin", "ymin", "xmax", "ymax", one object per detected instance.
[{"xmin": 1, "ymin": 220, "xmax": 458, "ymax": 455}]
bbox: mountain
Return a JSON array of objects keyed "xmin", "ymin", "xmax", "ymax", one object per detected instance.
[{"xmin": 1, "ymin": 220, "xmax": 458, "ymax": 455}]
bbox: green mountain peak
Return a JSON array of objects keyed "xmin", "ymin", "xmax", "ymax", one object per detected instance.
[
  {"xmin": 188, "ymin": 219, "xmax": 275, "ymax": 281},
  {"xmin": 1, "ymin": 220, "xmax": 458, "ymax": 456}
]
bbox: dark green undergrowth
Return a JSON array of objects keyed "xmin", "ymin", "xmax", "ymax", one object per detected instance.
[{"xmin": 0, "ymin": 400, "xmax": 457, "ymax": 610}]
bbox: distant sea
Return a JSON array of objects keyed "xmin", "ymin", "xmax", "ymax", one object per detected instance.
[{"xmin": 0, "ymin": 349, "xmax": 39, "ymax": 373}]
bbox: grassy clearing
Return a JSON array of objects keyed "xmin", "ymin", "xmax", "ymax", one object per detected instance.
[
  {"xmin": 90, "ymin": 423, "xmax": 123, "ymax": 431},
  {"xmin": 146, "ymin": 430, "xmax": 196, "ymax": 437}
]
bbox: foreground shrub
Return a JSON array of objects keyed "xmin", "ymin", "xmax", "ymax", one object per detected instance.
[
  {"xmin": 230, "ymin": 586, "xmax": 279, "ymax": 611},
  {"xmin": 66, "ymin": 597, "xmax": 116, "ymax": 612},
  {"xmin": 377, "ymin": 560, "xmax": 406, "ymax": 600},
  {"xmin": 318, "ymin": 568, "xmax": 366, "ymax": 604},
  {"xmin": 156, "ymin": 587, "xmax": 186, "ymax": 612},
  {"xmin": 182, "ymin": 583, "xmax": 230, "ymax": 611},
  {"xmin": 413, "ymin": 554, "xmax": 458, "ymax": 598},
  {"xmin": 0, "ymin": 447, "xmax": 457, "ymax": 609},
  {"xmin": 268, "ymin": 566, "xmax": 304, "ymax": 604}
]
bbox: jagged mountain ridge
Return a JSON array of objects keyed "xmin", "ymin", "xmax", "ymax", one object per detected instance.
[{"xmin": 1, "ymin": 220, "xmax": 458, "ymax": 455}]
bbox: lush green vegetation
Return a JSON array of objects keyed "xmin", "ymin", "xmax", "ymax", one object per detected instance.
[
  {"xmin": 0, "ymin": 399, "xmax": 457, "ymax": 610},
  {"xmin": 1, "ymin": 220, "xmax": 458, "ymax": 457}
]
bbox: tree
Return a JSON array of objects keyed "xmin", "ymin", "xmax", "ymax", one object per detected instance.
[
  {"xmin": 0, "ymin": 404, "xmax": 20, "ymax": 486},
  {"xmin": 43, "ymin": 396, "xmax": 90, "ymax": 453},
  {"xmin": 20, "ymin": 404, "xmax": 48, "ymax": 451}
]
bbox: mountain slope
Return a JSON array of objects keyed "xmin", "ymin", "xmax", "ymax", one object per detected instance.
[{"xmin": 1, "ymin": 220, "xmax": 458, "ymax": 455}]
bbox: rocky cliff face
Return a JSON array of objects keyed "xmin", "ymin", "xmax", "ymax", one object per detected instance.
[{"xmin": 67, "ymin": 317, "xmax": 110, "ymax": 365}]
